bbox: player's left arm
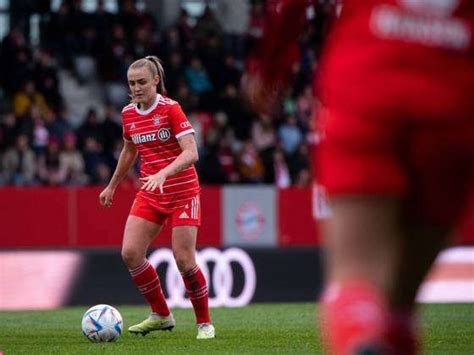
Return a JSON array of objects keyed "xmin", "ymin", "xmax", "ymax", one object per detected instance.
[
  {"xmin": 140, "ymin": 134, "xmax": 198, "ymax": 193},
  {"xmin": 160, "ymin": 133, "xmax": 199, "ymax": 177}
]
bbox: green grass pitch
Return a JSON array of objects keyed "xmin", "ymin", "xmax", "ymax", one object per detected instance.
[{"xmin": 0, "ymin": 303, "xmax": 473, "ymax": 354}]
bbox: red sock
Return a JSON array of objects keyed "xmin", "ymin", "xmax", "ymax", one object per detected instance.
[
  {"xmin": 129, "ymin": 260, "xmax": 170, "ymax": 316},
  {"xmin": 385, "ymin": 310, "xmax": 418, "ymax": 355},
  {"xmin": 320, "ymin": 280, "xmax": 389, "ymax": 355},
  {"xmin": 181, "ymin": 265, "xmax": 211, "ymax": 324}
]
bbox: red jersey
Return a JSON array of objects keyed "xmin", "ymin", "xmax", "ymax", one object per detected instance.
[
  {"xmin": 317, "ymin": 0, "xmax": 474, "ymax": 225},
  {"xmin": 122, "ymin": 94, "xmax": 200, "ymax": 211},
  {"xmin": 320, "ymin": 0, "xmax": 474, "ymax": 122}
]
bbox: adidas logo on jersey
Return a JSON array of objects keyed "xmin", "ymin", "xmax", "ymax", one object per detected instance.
[{"xmin": 179, "ymin": 211, "xmax": 189, "ymax": 219}]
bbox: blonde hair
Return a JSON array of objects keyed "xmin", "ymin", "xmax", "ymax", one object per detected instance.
[{"xmin": 129, "ymin": 55, "xmax": 167, "ymax": 95}]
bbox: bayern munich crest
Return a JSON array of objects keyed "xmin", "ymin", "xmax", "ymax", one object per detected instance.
[{"xmin": 235, "ymin": 201, "xmax": 265, "ymax": 241}]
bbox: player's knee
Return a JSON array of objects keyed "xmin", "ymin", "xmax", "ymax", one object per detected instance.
[
  {"xmin": 121, "ymin": 247, "xmax": 142, "ymax": 269},
  {"xmin": 173, "ymin": 250, "xmax": 194, "ymax": 272}
]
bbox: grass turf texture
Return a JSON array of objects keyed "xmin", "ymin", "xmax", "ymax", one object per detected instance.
[{"xmin": 0, "ymin": 303, "xmax": 473, "ymax": 354}]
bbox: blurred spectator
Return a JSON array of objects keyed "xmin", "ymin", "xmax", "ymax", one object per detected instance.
[
  {"xmin": 15, "ymin": 106, "xmax": 38, "ymax": 144},
  {"xmin": 165, "ymin": 52, "xmax": 186, "ymax": 97},
  {"xmin": 1, "ymin": 28, "xmax": 31, "ymax": 95},
  {"xmin": 160, "ymin": 27, "xmax": 185, "ymax": 62},
  {"xmin": 272, "ymin": 147, "xmax": 291, "ymax": 188},
  {"xmin": 295, "ymin": 85, "xmax": 313, "ymax": 128},
  {"xmin": 82, "ymin": 136, "xmax": 107, "ymax": 184},
  {"xmin": 92, "ymin": 0, "xmax": 116, "ymax": 49},
  {"xmin": 294, "ymin": 168, "xmax": 311, "ymax": 187},
  {"xmin": 32, "ymin": 111, "xmax": 49, "ymax": 156},
  {"xmin": 252, "ymin": 115, "xmax": 276, "ymax": 152},
  {"xmin": 41, "ymin": 2, "xmax": 76, "ymax": 68},
  {"xmin": 176, "ymin": 9, "xmax": 194, "ymax": 47},
  {"xmin": 289, "ymin": 143, "xmax": 310, "ymax": 183},
  {"xmin": 215, "ymin": 54, "xmax": 242, "ymax": 92},
  {"xmin": 101, "ymin": 105, "xmax": 122, "ymax": 155},
  {"xmin": 37, "ymin": 137, "xmax": 62, "ymax": 185},
  {"xmin": 217, "ymin": 137, "xmax": 239, "ymax": 183},
  {"xmin": 194, "ymin": 6, "xmax": 222, "ymax": 44},
  {"xmin": 118, "ymin": 0, "xmax": 156, "ymax": 43},
  {"xmin": 58, "ymin": 132, "xmax": 88, "ymax": 185},
  {"xmin": 220, "ymin": 84, "xmax": 253, "ymax": 142},
  {"xmin": 185, "ymin": 57, "xmax": 213, "ymax": 95},
  {"xmin": 237, "ymin": 140, "xmax": 264, "ymax": 183},
  {"xmin": 94, "ymin": 162, "xmax": 112, "ymax": 185},
  {"xmin": 278, "ymin": 115, "xmax": 303, "ymax": 156},
  {"xmin": 252, "ymin": 114, "xmax": 276, "ymax": 183},
  {"xmin": 216, "ymin": 0, "xmax": 250, "ymax": 59},
  {"xmin": 0, "ymin": 114, "xmax": 18, "ymax": 151},
  {"xmin": 132, "ymin": 26, "xmax": 159, "ymax": 59},
  {"xmin": 174, "ymin": 82, "xmax": 198, "ymax": 113},
  {"xmin": 44, "ymin": 109, "xmax": 72, "ymax": 139},
  {"xmin": 246, "ymin": 2, "xmax": 265, "ymax": 51},
  {"xmin": 199, "ymin": 145, "xmax": 226, "ymax": 184},
  {"xmin": 13, "ymin": 81, "xmax": 49, "ymax": 118},
  {"xmin": 98, "ymin": 24, "xmax": 131, "ymax": 82},
  {"xmin": 2, "ymin": 134, "xmax": 36, "ymax": 185},
  {"xmin": 33, "ymin": 49, "xmax": 62, "ymax": 110},
  {"xmin": 198, "ymin": 35, "xmax": 225, "ymax": 92},
  {"xmin": 76, "ymin": 108, "xmax": 104, "ymax": 148}
]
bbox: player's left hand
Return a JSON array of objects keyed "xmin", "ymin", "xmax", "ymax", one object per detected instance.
[{"xmin": 139, "ymin": 171, "xmax": 167, "ymax": 193}]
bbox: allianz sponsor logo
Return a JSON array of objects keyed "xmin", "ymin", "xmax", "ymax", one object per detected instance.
[
  {"xmin": 371, "ymin": 4, "xmax": 471, "ymax": 50},
  {"xmin": 131, "ymin": 132, "xmax": 157, "ymax": 144}
]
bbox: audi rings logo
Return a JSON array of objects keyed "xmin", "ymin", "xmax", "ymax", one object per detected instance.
[{"xmin": 148, "ymin": 248, "xmax": 257, "ymax": 308}]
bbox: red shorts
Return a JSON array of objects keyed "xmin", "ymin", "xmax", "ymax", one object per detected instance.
[
  {"xmin": 129, "ymin": 194, "xmax": 201, "ymax": 227},
  {"xmin": 317, "ymin": 109, "xmax": 474, "ymax": 226}
]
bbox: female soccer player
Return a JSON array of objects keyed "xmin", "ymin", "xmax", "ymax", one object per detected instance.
[
  {"xmin": 99, "ymin": 56, "xmax": 215, "ymax": 340},
  {"xmin": 247, "ymin": 0, "xmax": 474, "ymax": 353}
]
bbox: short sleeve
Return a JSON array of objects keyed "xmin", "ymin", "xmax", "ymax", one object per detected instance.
[
  {"xmin": 122, "ymin": 114, "xmax": 131, "ymax": 141},
  {"xmin": 168, "ymin": 103, "xmax": 195, "ymax": 139}
]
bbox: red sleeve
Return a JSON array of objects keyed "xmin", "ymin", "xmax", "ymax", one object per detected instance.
[
  {"xmin": 122, "ymin": 114, "xmax": 131, "ymax": 141},
  {"xmin": 168, "ymin": 103, "xmax": 194, "ymax": 139}
]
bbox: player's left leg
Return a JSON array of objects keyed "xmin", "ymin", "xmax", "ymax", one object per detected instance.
[{"xmin": 172, "ymin": 224, "xmax": 214, "ymax": 339}]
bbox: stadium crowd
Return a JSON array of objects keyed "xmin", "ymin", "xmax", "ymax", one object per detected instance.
[{"xmin": 0, "ymin": 0, "xmax": 321, "ymax": 187}]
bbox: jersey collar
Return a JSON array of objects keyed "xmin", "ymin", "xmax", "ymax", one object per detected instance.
[{"xmin": 135, "ymin": 94, "xmax": 161, "ymax": 115}]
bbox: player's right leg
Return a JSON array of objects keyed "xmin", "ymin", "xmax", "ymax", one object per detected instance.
[
  {"xmin": 320, "ymin": 196, "xmax": 407, "ymax": 354},
  {"xmin": 122, "ymin": 210, "xmax": 174, "ymax": 335}
]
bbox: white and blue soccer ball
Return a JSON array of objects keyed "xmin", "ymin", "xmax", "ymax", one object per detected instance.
[{"xmin": 81, "ymin": 304, "xmax": 123, "ymax": 342}]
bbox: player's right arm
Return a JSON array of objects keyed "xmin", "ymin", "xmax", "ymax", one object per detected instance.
[{"xmin": 99, "ymin": 139, "xmax": 138, "ymax": 208}]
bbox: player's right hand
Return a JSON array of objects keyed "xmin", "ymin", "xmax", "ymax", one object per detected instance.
[{"xmin": 99, "ymin": 186, "xmax": 115, "ymax": 208}]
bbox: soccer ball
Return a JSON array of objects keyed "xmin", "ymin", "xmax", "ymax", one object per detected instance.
[{"xmin": 81, "ymin": 304, "xmax": 123, "ymax": 342}]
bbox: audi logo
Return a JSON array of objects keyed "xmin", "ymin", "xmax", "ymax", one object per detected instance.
[{"xmin": 148, "ymin": 248, "xmax": 257, "ymax": 308}]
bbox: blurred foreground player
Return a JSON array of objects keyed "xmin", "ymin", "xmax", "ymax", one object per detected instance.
[
  {"xmin": 246, "ymin": 0, "xmax": 474, "ymax": 353},
  {"xmin": 99, "ymin": 56, "xmax": 215, "ymax": 339}
]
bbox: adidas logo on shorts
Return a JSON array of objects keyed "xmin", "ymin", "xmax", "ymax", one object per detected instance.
[{"xmin": 179, "ymin": 211, "xmax": 189, "ymax": 219}]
